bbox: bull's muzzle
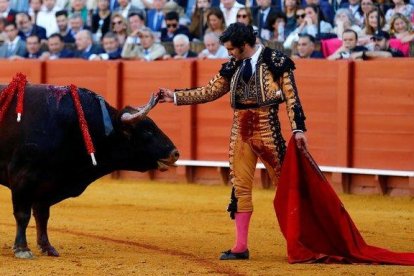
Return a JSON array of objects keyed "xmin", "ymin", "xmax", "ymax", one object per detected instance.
[{"xmin": 157, "ymin": 149, "xmax": 179, "ymax": 171}]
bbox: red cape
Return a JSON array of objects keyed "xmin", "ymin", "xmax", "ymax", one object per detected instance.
[{"xmin": 274, "ymin": 136, "xmax": 414, "ymax": 265}]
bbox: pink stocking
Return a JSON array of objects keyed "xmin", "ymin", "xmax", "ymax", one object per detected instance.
[{"xmin": 231, "ymin": 212, "xmax": 252, "ymax": 253}]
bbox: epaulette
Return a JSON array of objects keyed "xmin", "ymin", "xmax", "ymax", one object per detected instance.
[
  {"xmin": 219, "ymin": 58, "xmax": 243, "ymax": 81},
  {"xmin": 262, "ymin": 47, "xmax": 296, "ymax": 80}
]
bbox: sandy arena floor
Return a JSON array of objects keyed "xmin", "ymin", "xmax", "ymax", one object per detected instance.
[{"xmin": 0, "ymin": 180, "xmax": 414, "ymax": 275}]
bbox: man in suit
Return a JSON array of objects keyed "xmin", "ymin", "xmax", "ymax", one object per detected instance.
[
  {"xmin": 0, "ymin": 22, "xmax": 26, "ymax": 58},
  {"xmin": 10, "ymin": 34, "xmax": 43, "ymax": 59},
  {"xmin": 74, "ymin": 30, "xmax": 103, "ymax": 59},
  {"xmin": 89, "ymin": 32, "xmax": 122, "ymax": 60},
  {"xmin": 146, "ymin": 0, "xmax": 166, "ymax": 33},
  {"xmin": 165, "ymin": 33, "xmax": 197, "ymax": 59},
  {"xmin": 252, "ymin": 0, "xmax": 281, "ymax": 40},
  {"xmin": 55, "ymin": 10, "xmax": 75, "ymax": 43},
  {"xmin": 16, "ymin": 12, "xmax": 47, "ymax": 42},
  {"xmin": 122, "ymin": 26, "xmax": 166, "ymax": 60},
  {"xmin": 160, "ymin": 11, "xmax": 191, "ymax": 42},
  {"xmin": 291, "ymin": 34, "xmax": 323, "ymax": 59},
  {"xmin": 40, "ymin": 33, "xmax": 75, "ymax": 60},
  {"xmin": 0, "ymin": 0, "xmax": 17, "ymax": 24}
]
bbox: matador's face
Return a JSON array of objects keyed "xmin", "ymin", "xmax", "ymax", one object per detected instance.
[{"xmin": 223, "ymin": 41, "xmax": 245, "ymax": 61}]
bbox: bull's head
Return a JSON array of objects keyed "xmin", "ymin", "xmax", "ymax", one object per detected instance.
[{"xmin": 119, "ymin": 94, "xmax": 179, "ymax": 172}]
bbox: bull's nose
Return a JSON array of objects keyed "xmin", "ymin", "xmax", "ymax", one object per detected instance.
[{"xmin": 170, "ymin": 149, "xmax": 180, "ymax": 162}]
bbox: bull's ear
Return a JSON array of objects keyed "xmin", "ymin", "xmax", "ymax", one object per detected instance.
[{"xmin": 121, "ymin": 94, "xmax": 159, "ymax": 125}]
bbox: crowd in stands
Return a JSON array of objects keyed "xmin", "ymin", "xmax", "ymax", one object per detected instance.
[{"xmin": 0, "ymin": 0, "xmax": 412, "ymax": 61}]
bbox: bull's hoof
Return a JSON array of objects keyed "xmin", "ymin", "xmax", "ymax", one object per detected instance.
[
  {"xmin": 39, "ymin": 245, "xmax": 59, "ymax": 257},
  {"xmin": 14, "ymin": 248, "xmax": 34, "ymax": 259}
]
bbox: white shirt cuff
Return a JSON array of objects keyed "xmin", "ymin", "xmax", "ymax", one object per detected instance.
[{"xmin": 173, "ymin": 93, "xmax": 177, "ymax": 105}]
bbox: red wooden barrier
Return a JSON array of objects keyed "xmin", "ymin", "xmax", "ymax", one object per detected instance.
[{"xmin": 0, "ymin": 60, "xmax": 42, "ymax": 83}]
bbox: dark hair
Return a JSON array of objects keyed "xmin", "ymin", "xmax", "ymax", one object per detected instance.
[
  {"xmin": 342, "ymin": 28, "xmax": 358, "ymax": 40},
  {"xmin": 27, "ymin": 34, "xmax": 41, "ymax": 43},
  {"xmin": 55, "ymin": 10, "xmax": 68, "ymax": 18},
  {"xmin": 17, "ymin": 12, "xmax": 32, "ymax": 21},
  {"xmin": 128, "ymin": 12, "xmax": 144, "ymax": 21},
  {"xmin": 165, "ymin": 11, "xmax": 179, "ymax": 21},
  {"xmin": 219, "ymin": 22, "xmax": 256, "ymax": 48},
  {"xmin": 48, "ymin": 33, "xmax": 64, "ymax": 41},
  {"xmin": 5, "ymin": 21, "xmax": 17, "ymax": 29},
  {"xmin": 305, "ymin": 4, "xmax": 326, "ymax": 22},
  {"xmin": 267, "ymin": 11, "xmax": 287, "ymax": 31},
  {"xmin": 298, "ymin": 33, "xmax": 315, "ymax": 43}
]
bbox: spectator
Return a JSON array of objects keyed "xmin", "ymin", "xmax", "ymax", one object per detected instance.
[
  {"xmin": 37, "ymin": 0, "xmax": 60, "ymax": 37},
  {"xmin": 236, "ymin": 8, "xmax": 257, "ymax": 30},
  {"xmin": 164, "ymin": 33, "xmax": 198, "ymax": 59},
  {"xmin": 252, "ymin": 0, "xmax": 280, "ymax": 40},
  {"xmin": 114, "ymin": 0, "xmax": 145, "ymax": 20},
  {"xmin": 0, "ymin": 22, "xmax": 26, "ymax": 58},
  {"xmin": 331, "ymin": 8, "xmax": 362, "ymax": 38},
  {"xmin": 91, "ymin": 0, "xmax": 112, "ymax": 42},
  {"xmin": 359, "ymin": 8, "xmax": 386, "ymax": 49},
  {"xmin": 219, "ymin": 0, "xmax": 244, "ymax": 26},
  {"xmin": 68, "ymin": 12, "xmax": 88, "ymax": 40},
  {"xmin": 304, "ymin": 0, "xmax": 334, "ymax": 24},
  {"xmin": 291, "ymin": 33, "xmax": 323, "ymax": 58},
  {"xmin": 327, "ymin": 28, "xmax": 367, "ymax": 59},
  {"xmin": 74, "ymin": 29, "xmax": 103, "ymax": 59},
  {"xmin": 16, "ymin": 12, "xmax": 47, "ymax": 42},
  {"xmin": 56, "ymin": 10, "xmax": 75, "ymax": 43},
  {"xmin": 110, "ymin": 12, "xmax": 128, "ymax": 46},
  {"xmin": 385, "ymin": 0, "xmax": 414, "ymax": 22},
  {"xmin": 205, "ymin": 7, "xmax": 226, "ymax": 35},
  {"xmin": 90, "ymin": 31, "xmax": 122, "ymax": 59},
  {"xmin": 298, "ymin": 5, "xmax": 333, "ymax": 38},
  {"xmin": 124, "ymin": 12, "xmax": 145, "ymax": 45},
  {"xmin": 266, "ymin": 12, "xmax": 287, "ymax": 42},
  {"xmin": 359, "ymin": 0, "xmax": 376, "ymax": 27},
  {"xmin": 40, "ymin": 33, "xmax": 75, "ymax": 59},
  {"xmin": 388, "ymin": 13, "xmax": 413, "ymax": 56},
  {"xmin": 146, "ymin": 0, "xmax": 166, "ymax": 33},
  {"xmin": 70, "ymin": 0, "xmax": 89, "ymax": 24},
  {"xmin": 0, "ymin": 0, "xmax": 17, "ymax": 24},
  {"xmin": 283, "ymin": 7, "xmax": 305, "ymax": 49},
  {"xmin": 198, "ymin": 31, "xmax": 228, "ymax": 58},
  {"xmin": 283, "ymin": 0, "xmax": 300, "ymax": 37},
  {"xmin": 352, "ymin": 30, "xmax": 405, "ymax": 58},
  {"xmin": 160, "ymin": 11, "xmax": 191, "ymax": 42},
  {"xmin": 0, "ymin": 17, "xmax": 7, "ymax": 43},
  {"xmin": 28, "ymin": 0, "xmax": 43, "ymax": 24},
  {"xmin": 10, "ymin": 34, "xmax": 43, "ymax": 59},
  {"xmin": 189, "ymin": 0, "xmax": 211, "ymax": 40},
  {"xmin": 339, "ymin": 0, "xmax": 364, "ymax": 25},
  {"xmin": 121, "ymin": 26, "xmax": 167, "ymax": 60}
]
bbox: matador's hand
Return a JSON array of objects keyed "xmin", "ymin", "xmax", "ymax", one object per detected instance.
[
  {"xmin": 294, "ymin": 132, "xmax": 308, "ymax": 151},
  {"xmin": 157, "ymin": 88, "xmax": 174, "ymax": 103}
]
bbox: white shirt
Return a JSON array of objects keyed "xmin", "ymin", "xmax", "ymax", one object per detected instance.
[
  {"xmin": 246, "ymin": 44, "xmax": 263, "ymax": 75},
  {"xmin": 37, "ymin": 6, "xmax": 60, "ymax": 37},
  {"xmin": 220, "ymin": 2, "xmax": 244, "ymax": 26}
]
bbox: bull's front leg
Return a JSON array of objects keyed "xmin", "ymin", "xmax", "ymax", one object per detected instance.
[
  {"xmin": 33, "ymin": 203, "xmax": 59, "ymax": 256},
  {"xmin": 11, "ymin": 192, "xmax": 34, "ymax": 259}
]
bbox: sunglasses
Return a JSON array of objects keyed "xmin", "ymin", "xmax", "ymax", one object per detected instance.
[
  {"xmin": 237, "ymin": 14, "xmax": 248, "ymax": 18},
  {"xmin": 296, "ymin": 14, "xmax": 306, "ymax": 19},
  {"xmin": 112, "ymin": 21, "xmax": 123, "ymax": 25},
  {"xmin": 167, "ymin": 23, "xmax": 178, "ymax": 28}
]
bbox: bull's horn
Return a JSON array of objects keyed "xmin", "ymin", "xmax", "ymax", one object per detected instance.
[{"xmin": 121, "ymin": 93, "xmax": 159, "ymax": 124}]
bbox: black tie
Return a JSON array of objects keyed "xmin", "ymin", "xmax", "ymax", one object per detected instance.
[{"xmin": 242, "ymin": 58, "xmax": 252, "ymax": 83}]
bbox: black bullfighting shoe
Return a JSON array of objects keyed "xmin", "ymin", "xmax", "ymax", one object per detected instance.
[{"xmin": 219, "ymin": 249, "xmax": 249, "ymax": 260}]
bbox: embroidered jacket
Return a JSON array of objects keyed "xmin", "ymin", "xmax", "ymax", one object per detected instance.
[{"xmin": 174, "ymin": 47, "xmax": 306, "ymax": 131}]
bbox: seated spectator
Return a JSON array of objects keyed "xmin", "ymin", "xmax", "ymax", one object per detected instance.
[
  {"xmin": 40, "ymin": 33, "xmax": 75, "ymax": 59},
  {"xmin": 339, "ymin": 0, "xmax": 364, "ymax": 26},
  {"xmin": 114, "ymin": 0, "xmax": 145, "ymax": 20},
  {"xmin": 252, "ymin": 0, "xmax": 281, "ymax": 41},
  {"xmin": 331, "ymin": 8, "xmax": 362, "ymax": 38},
  {"xmin": 29, "ymin": 0, "xmax": 43, "ymax": 24},
  {"xmin": 0, "ymin": 17, "xmax": 8, "ymax": 43},
  {"xmin": 188, "ymin": 0, "xmax": 211, "ymax": 41},
  {"xmin": 359, "ymin": 8, "xmax": 386, "ymax": 50},
  {"xmin": 16, "ymin": 12, "xmax": 47, "ymax": 42},
  {"xmin": 146, "ymin": 0, "xmax": 167, "ymax": 33},
  {"xmin": 70, "ymin": 0, "xmax": 89, "ymax": 24},
  {"xmin": 302, "ymin": 4, "xmax": 333, "ymax": 38},
  {"xmin": 161, "ymin": 11, "xmax": 191, "ymax": 42},
  {"xmin": 68, "ymin": 12, "xmax": 89, "ymax": 41},
  {"xmin": 327, "ymin": 28, "xmax": 367, "ymax": 60},
  {"xmin": 235, "ymin": 7, "xmax": 257, "ymax": 31},
  {"xmin": 74, "ymin": 29, "xmax": 104, "ymax": 59},
  {"xmin": 55, "ymin": 10, "xmax": 75, "ymax": 43},
  {"xmin": 359, "ymin": 0, "xmax": 376, "ymax": 27},
  {"xmin": 291, "ymin": 33, "xmax": 324, "ymax": 59},
  {"xmin": 205, "ymin": 7, "xmax": 226, "ymax": 36},
  {"xmin": 0, "ymin": 0, "xmax": 17, "ymax": 24},
  {"xmin": 90, "ymin": 32, "xmax": 122, "ymax": 60},
  {"xmin": 124, "ymin": 12, "xmax": 145, "ymax": 46},
  {"xmin": 304, "ymin": 0, "xmax": 334, "ymax": 25},
  {"xmin": 10, "ymin": 34, "xmax": 43, "ymax": 59},
  {"xmin": 0, "ymin": 22, "xmax": 26, "ymax": 58},
  {"xmin": 121, "ymin": 26, "xmax": 167, "ymax": 60},
  {"xmin": 385, "ymin": 0, "xmax": 414, "ymax": 22},
  {"xmin": 283, "ymin": 0, "xmax": 300, "ymax": 37},
  {"xmin": 164, "ymin": 34, "xmax": 197, "ymax": 59},
  {"xmin": 283, "ymin": 7, "xmax": 305, "ymax": 49},
  {"xmin": 91, "ymin": 0, "xmax": 112, "ymax": 42},
  {"xmin": 110, "ymin": 13, "xmax": 129, "ymax": 46},
  {"xmin": 266, "ymin": 12, "xmax": 287, "ymax": 42},
  {"xmin": 352, "ymin": 30, "xmax": 405, "ymax": 58},
  {"xmin": 389, "ymin": 12, "xmax": 414, "ymax": 56},
  {"xmin": 198, "ymin": 32, "xmax": 228, "ymax": 59},
  {"xmin": 37, "ymin": 0, "xmax": 60, "ymax": 37}
]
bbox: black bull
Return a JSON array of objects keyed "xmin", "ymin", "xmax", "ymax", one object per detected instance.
[{"xmin": 0, "ymin": 84, "xmax": 179, "ymax": 258}]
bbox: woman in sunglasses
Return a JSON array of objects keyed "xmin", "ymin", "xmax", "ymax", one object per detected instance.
[
  {"xmin": 236, "ymin": 8, "xmax": 257, "ymax": 30},
  {"xmin": 110, "ymin": 13, "xmax": 129, "ymax": 47}
]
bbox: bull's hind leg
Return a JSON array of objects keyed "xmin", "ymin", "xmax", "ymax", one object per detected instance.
[
  {"xmin": 33, "ymin": 203, "xmax": 59, "ymax": 256},
  {"xmin": 11, "ymin": 192, "xmax": 34, "ymax": 259}
]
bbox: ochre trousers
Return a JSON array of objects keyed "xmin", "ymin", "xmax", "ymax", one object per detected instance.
[{"xmin": 228, "ymin": 105, "xmax": 286, "ymax": 216}]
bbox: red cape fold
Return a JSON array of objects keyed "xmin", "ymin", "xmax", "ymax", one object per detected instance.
[{"xmin": 274, "ymin": 136, "xmax": 414, "ymax": 265}]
